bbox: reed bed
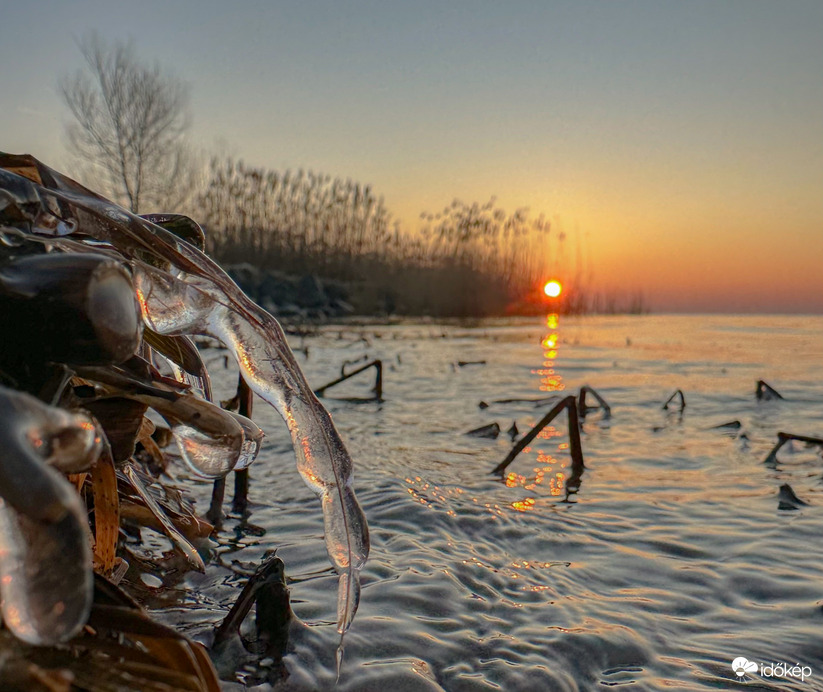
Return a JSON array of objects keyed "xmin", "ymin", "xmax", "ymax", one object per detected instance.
[{"xmin": 198, "ymin": 159, "xmax": 563, "ymax": 317}]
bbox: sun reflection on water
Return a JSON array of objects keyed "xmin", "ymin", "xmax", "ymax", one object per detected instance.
[
  {"xmin": 533, "ymin": 314, "xmax": 565, "ymax": 393},
  {"xmin": 404, "ymin": 313, "xmax": 577, "ymax": 530},
  {"xmin": 510, "ymin": 313, "xmax": 578, "ymax": 506}
]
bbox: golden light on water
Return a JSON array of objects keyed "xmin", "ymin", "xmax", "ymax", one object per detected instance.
[{"xmin": 543, "ymin": 280, "xmax": 562, "ymax": 298}]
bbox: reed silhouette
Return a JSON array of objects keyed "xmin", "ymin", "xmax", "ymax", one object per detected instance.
[{"xmin": 198, "ymin": 159, "xmax": 566, "ymax": 317}]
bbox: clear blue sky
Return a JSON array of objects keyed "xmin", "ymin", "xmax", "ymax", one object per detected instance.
[{"xmin": 2, "ymin": 1, "xmax": 822, "ymax": 312}]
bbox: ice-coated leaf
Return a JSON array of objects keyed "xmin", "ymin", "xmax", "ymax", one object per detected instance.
[
  {"xmin": 132, "ymin": 261, "xmax": 369, "ymax": 632},
  {"xmin": 0, "ymin": 156, "xmax": 370, "ymax": 634},
  {"xmin": 0, "ymin": 385, "xmax": 101, "ymax": 520},
  {"xmin": 142, "ymin": 329, "xmax": 213, "ymax": 400},
  {"xmin": 0, "ymin": 386, "xmax": 95, "ymax": 645},
  {"xmin": 0, "ymin": 494, "xmax": 93, "ymax": 645},
  {"xmin": 75, "ymin": 363, "xmax": 261, "ymax": 478}
]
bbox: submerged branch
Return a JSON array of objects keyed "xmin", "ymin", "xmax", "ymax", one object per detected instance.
[
  {"xmin": 662, "ymin": 389, "xmax": 686, "ymax": 411},
  {"xmin": 756, "ymin": 380, "xmax": 783, "ymax": 401},
  {"xmin": 578, "ymin": 385, "xmax": 611, "ymax": 418},
  {"xmin": 315, "ymin": 359, "xmax": 383, "ymax": 400},
  {"xmin": 492, "ymin": 395, "xmax": 584, "ymax": 476}
]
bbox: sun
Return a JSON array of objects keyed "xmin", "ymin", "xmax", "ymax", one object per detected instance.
[{"xmin": 543, "ymin": 280, "xmax": 562, "ymax": 298}]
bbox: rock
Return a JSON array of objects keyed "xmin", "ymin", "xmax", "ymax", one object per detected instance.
[
  {"xmin": 258, "ymin": 271, "xmax": 297, "ymax": 305},
  {"xmin": 322, "ymin": 279, "xmax": 349, "ymax": 303},
  {"xmin": 277, "ymin": 303, "xmax": 306, "ymax": 319},
  {"xmin": 226, "ymin": 264, "xmax": 261, "ymax": 300},
  {"xmin": 260, "ymin": 297, "xmax": 279, "ymax": 315},
  {"xmin": 224, "ymin": 266, "xmax": 357, "ymax": 318},
  {"xmin": 296, "ymin": 275, "xmax": 327, "ymax": 309},
  {"xmin": 329, "ymin": 299, "xmax": 355, "ymax": 315}
]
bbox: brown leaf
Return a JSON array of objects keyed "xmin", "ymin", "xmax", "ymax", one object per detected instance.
[
  {"xmin": 79, "ymin": 396, "xmax": 147, "ymax": 463},
  {"xmin": 137, "ymin": 417, "xmax": 166, "ymax": 470},
  {"xmin": 120, "ymin": 500, "xmax": 214, "ymax": 542},
  {"xmin": 91, "ymin": 447, "xmax": 119, "ymax": 573}
]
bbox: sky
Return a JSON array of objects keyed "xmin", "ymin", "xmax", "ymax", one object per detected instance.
[{"xmin": 1, "ymin": 1, "xmax": 821, "ymax": 313}]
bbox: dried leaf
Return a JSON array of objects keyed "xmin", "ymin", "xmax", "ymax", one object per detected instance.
[
  {"xmin": 120, "ymin": 500, "xmax": 213, "ymax": 542},
  {"xmin": 67, "ymin": 472, "xmax": 88, "ymax": 493},
  {"xmin": 137, "ymin": 417, "xmax": 166, "ymax": 470},
  {"xmin": 122, "ymin": 464, "xmax": 205, "ymax": 572},
  {"xmin": 91, "ymin": 447, "xmax": 119, "ymax": 573},
  {"xmin": 140, "ymin": 213, "xmax": 206, "ymax": 251},
  {"xmin": 78, "ymin": 395, "xmax": 147, "ymax": 463}
]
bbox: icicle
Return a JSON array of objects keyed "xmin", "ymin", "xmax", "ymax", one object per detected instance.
[
  {"xmin": 132, "ymin": 262, "xmax": 369, "ymax": 631},
  {"xmin": 148, "ymin": 339, "xmax": 213, "ymax": 402},
  {"xmin": 142, "ymin": 330, "xmax": 213, "ymax": 401},
  {"xmin": 227, "ymin": 410, "xmax": 265, "ymax": 470},
  {"xmin": 336, "ymin": 637, "xmax": 345, "ymax": 684},
  {"xmin": 157, "ymin": 406, "xmax": 262, "ymax": 478},
  {"xmin": 167, "ymin": 409, "xmax": 262, "ymax": 477},
  {"xmin": 0, "ymin": 253, "xmax": 142, "ymax": 367},
  {"xmin": 79, "ymin": 367, "xmax": 262, "ymax": 479},
  {"xmin": 336, "ymin": 568, "xmax": 361, "ymax": 634},
  {"xmin": 169, "ymin": 422, "xmax": 242, "ymax": 479},
  {"xmin": 34, "ymin": 406, "xmax": 102, "ymax": 475},
  {"xmin": 0, "ymin": 385, "xmax": 101, "ymax": 520}
]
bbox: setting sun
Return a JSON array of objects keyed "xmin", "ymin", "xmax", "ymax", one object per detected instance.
[{"xmin": 543, "ymin": 280, "xmax": 562, "ymax": 298}]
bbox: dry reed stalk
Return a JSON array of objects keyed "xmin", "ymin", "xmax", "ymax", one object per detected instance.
[
  {"xmin": 756, "ymin": 380, "xmax": 783, "ymax": 400},
  {"xmin": 315, "ymin": 359, "xmax": 383, "ymax": 400},
  {"xmin": 663, "ymin": 389, "xmax": 686, "ymax": 411},
  {"xmin": 232, "ymin": 377, "xmax": 254, "ymax": 515},
  {"xmin": 764, "ymin": 432, "xmax": 823, "ymax": 465},
  {"xmin": 199, "ymin": 158, "xmax": 558, "ymax": 317},
  {"xmin": 577, "ymin": 385, "xmax": 611, "ymax": 418},
  {"xmin": 492, "ymin": 395, "xmax": 584, "ymax": 476}
]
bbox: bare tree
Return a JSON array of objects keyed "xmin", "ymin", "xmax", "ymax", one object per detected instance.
[{"xmin": 60, "ymin": 34, "xmax": 198, "ymax": 213}]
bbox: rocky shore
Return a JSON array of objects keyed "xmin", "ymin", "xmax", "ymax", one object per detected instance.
[{"xmin": 225, "ymin": 263, "xmax": 356, "ymax": 320}]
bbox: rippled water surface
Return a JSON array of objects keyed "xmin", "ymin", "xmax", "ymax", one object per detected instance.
[{"xmin": 145, "ymin": 315, "xmax": 823, "ymax": 691}]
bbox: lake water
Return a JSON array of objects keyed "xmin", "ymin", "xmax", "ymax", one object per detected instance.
[{"xmin": 141, "ymin": 314, "xmax": 823, "ymax": 691}]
